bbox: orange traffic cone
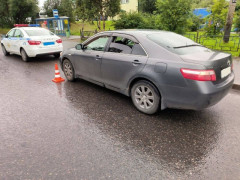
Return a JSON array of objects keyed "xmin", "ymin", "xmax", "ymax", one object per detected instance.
[{"xmin": 52, "ymin": 63, "xmax": 65, "ymax": 83}]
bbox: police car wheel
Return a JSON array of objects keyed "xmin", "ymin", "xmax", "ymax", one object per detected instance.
[
  {"xmin": 21, "ymin": 49, "xmax": 29, "ymax": 62},
  {"xmin": 1, "ymin": 45, "xmax": 9, "ymax": 56},
  {"xmin": 54, "ymin": 53, "xmax": 60, "ymax": 58}
]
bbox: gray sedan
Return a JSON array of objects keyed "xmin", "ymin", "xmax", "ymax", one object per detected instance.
[{"xmin": 60, "ymin": 30, "xmax": 234, "ymax": 114}]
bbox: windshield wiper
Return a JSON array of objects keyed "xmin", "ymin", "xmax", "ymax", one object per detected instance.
[{"xmin": 173, "ymin": 44, "xmax": 202, "ymax": 49}]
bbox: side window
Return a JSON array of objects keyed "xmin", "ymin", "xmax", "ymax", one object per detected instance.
[
  {"xmin": 85, "ymin": 36, "xmax": 109, "ymax": 51},
  {"xmin": 108, "ymin": 36, "xmax": 134, "ymax": 54},
  {"xmin": 14, "ymin": 30, "xmax": 23, "ymax": 38},
  {"xmin": 131, "ymin": 44, "xmax": 147, "ymax": 56},
  {"xmin": 7, "ymin": 29, "xmax": 15, "ymax": 37}
]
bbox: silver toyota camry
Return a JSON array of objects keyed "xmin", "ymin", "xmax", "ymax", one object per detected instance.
[{"xmin": 60, "ymin": 30, "xmax": 234, "ymax": 114}]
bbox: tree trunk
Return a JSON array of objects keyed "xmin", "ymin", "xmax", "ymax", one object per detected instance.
[
  {"xmin": 223, "ymin": 0, "xmax": 237, "ymax": 43},
  {"xmin": 103, "ymin": 15, "xmax": 106, "ymax": 31},
  {"xmin": 98, "ymin": 17, "xmax": 101, "ymax": 30}
]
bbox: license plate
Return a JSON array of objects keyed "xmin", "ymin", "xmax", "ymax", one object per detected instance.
[
  {"xmin": 43, "ymin": 42, "xmax": 55, "ymax": 46},
  {"xmin": 221, "ymin": 67, "xmax": 231, "ymax": 78}
]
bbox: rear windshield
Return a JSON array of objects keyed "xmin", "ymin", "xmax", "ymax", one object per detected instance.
[
  {"xmin": 147, "ymin": 33, "xmax": 211, "ymax": 55},
  {"xmin": 24, "ymin": 29, "xmax": 54, "ymax": 36}
]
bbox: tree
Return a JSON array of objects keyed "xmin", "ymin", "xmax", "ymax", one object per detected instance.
[
  {"xmin": 155, "ymin": 0, "xmax": 192, "ymax": 34},
  {"xmin": 75, "ymin": 0, "xmax": 121, "ymax": 30},
  {"xmin": 205, "ymin": 0, "xmax": 228, "ymax": 35},
  {"xmin": 223, "ymin": 0, "xmax": 237, "ymax": 43},
  {"xmin": 191, "ymin": 0, "xmax": 214, "ymax": 9},
  {"xmin": 9, "ymin": 0, "xmax": 39, "ymax": 24},
  {"xmin": 43, "ymin": 0, "xmax": 74, "ymax": 22},
  {"xmin": 138, "ymin": 0, "xmax": 157, "ymax": 14},
  {"xmin": 0, "ymin": 0, "xmax": 13, "ymax": 28}
]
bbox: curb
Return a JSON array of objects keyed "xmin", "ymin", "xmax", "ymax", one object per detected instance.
[{"xmin": 232, "ymin": 84, "xmax": 240, "ymax": 91}]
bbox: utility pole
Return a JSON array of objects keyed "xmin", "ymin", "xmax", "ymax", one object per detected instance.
[{"xmin": 223, "ymin": 0, "xmax": 237, "ymax": 43}]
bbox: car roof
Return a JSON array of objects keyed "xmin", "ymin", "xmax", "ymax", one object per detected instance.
[
  {"xmin": 102, "ymin": 29, "xmax": 175, "ymax": 36},
  {"xmin": 14, "ymin": 27, "xmax": 45, "ymax": 31}
]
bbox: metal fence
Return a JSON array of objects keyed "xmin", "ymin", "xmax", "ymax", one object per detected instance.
[{"xmin": 184, "ymin": 33, "xmax": 240, "ymax": 55}]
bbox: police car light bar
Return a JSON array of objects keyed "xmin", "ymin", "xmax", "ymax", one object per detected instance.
[{"xmin": 14, "ymin": 24, "xmax": 40, "ymax": 27}]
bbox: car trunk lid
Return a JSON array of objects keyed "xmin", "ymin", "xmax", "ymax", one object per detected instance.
[{"xmin": 180, "ymin": 51, "xmax": 233, "ymax": 84}]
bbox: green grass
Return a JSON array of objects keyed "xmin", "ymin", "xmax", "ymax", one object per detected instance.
[
  {"xmin": 184, "ymin": 31, "xmax": 240, "ymax": 57},
  {"xmin": 70, "ymin": 21, "xmax": 114, "ymax": 36},
  {"xmin": 0, "ymin": 28, "xmax": 10, "ymax": 35}
]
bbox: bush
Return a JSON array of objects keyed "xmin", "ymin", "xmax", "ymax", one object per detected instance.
[{"xmin": 113, "ymin": 12, "xmax": 162, "ymax": 30}]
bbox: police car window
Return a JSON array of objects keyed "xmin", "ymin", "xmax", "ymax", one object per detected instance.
[
  {"xmin": 108, "ymin": 36, "xmax": 134, "ymax": 54},
  {"xmin": 7, "ymin": 30, "xmax": 15, "ymax": 37},
  {"xmin": 86, "ymin": 36, "xmax": 109, "ymax": 51},
  {"xmin": 14, "ymin": 30, "xmax": 23, "ymax": 38},
  {"xmin": 24, "ymin": 29, "xmax": 53, "ymax": 36}
]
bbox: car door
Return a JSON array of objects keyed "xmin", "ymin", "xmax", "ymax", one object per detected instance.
[
  {"xmin": 101, "ymin": 34, "xmax": 148, "ymax": 91},
  {"xmin": 11, "ymin": 29, "xmax": 24, "ymax": 54},
  {"xmin": 3, "ymin": 29, "xmax": 15, "ymax": 52},
  {"xmin": 72, "ymin": 35, "xmax": 110, "ymax": 83}
]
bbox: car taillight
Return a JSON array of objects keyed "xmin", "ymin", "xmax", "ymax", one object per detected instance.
[
  {"xmin": 180, "ymin": 68, "xmax": 216, "ymax": 81},
  {"xmin": 28, "ymin": 40, "xmax": 41, "ymax": 45},
  {"xmin": 56, "ymin": 39, "xmax": 62, "ymax": 43}
]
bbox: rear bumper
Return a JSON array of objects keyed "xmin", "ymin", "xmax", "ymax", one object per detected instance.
[
  {"xmin": 25, "ymin": 45, "xmax": 63, "ymax": 57},
  {"xmin": 162, "ymin": 72, "xmax": 235, "ymax": 110}
]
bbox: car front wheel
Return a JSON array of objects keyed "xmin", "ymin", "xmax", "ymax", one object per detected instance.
[
  {"xmin": 63, "ymin": 59, "xmax": 75, "ymax": 81},
  {"xmin": 131, "ymin": 80, "xmax": 160, "ymax": 115},
  {"xmin": 1, "ymin": 44, "xmax": 9, "ymax": 56}
]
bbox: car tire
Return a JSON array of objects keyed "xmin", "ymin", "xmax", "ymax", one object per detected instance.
[
  {"xmin": 63, "ymin": 59, "xmax": 75, "ymax": 81},
  {"xmin": 20, "ymin": 49, "xmax": 29, "ymax": 62},
  {"xmin": 1, "ymin": 44, "xmax": 9, "ymax": 56},
  {"xmin": 131, "ymin": 80, "xmax": 160, "ymax": 115},
  {"xmin": 54, "ymin": 53, "xmax": 60, "ymax": 58}
]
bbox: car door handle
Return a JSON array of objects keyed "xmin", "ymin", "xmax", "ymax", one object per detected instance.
[
  {"xmin": 96, "ymin": 55, "xmax": 102, "ymax": 60},
  {"xmin": 132, "ymin": 60, "xmax": 142, "ymax": 65}
]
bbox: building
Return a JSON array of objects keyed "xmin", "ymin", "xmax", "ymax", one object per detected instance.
[{"xmin": 120, "ymin": 0, "xmax": 138, "ymax": 13}]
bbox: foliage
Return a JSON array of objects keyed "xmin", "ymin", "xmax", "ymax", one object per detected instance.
[
  {"xmin": 75, "ymin": 0, "xmax": 120, "ymax": 30},
  {"xmin": 43, "ymin": 0, "xmax": 75, "ymax": 22},
  {"xmin": 0, "ymin": 0, "xmax": 38, "ymax": 27},
  {"xmin": 191, "ymin": 0, "xmax": 214, "ymax": 9},
  {"xmin": 204, "ymin": 0, "xmax": 228, "ymax": 36},
  {"xmin": 155, "ymin": 0, "xmax": 192, "ymax": 34},
  {"xmin": 188, "ymin": 13, "xmax": 204, "ymax": 31},
  {"xmin": 113, "ymin": 12, "xmax": 162, "ymax": 30},
  {"xmin": 9, "ymin": 0, "xmax": 39, "ymax": 24},
  {"xmin": 0, "ymin": 0, "xmax": 13, "ymax": 28},
  {"xmin": 138, "ymin": 0, "xmax": 157, "ymax": 14}
]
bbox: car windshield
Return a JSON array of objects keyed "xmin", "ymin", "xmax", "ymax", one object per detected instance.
[
  {"xmin": 147, "ymin": 33, "xmax": 210, "ymax": 55},
  {"xmin": 24, "ymin": 29, "xmax": 54, "ymax": 36}
]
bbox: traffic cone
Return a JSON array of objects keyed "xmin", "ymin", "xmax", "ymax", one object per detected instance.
[{"xmin": 52, "ymin": 63, "xmax": 65, "ymax": 83}]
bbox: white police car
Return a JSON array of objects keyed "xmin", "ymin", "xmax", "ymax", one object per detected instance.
[{"xmin": 1, "ymin": 24, "xmax": 63, "ymax": 62}]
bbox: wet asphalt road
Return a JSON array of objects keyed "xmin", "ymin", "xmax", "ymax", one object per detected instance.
[{"xmin": 0, "ymin": 40, "xmax": 240, "ymax": 180}]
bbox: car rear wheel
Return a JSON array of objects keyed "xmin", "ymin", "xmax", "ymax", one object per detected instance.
[
  {"xmin": 54, "ymin": 53, "xmax": 60, "ymax": 58},
  {"xmin": 131, "ymin": 80, "xmax": 160, "ymax": 114},
  {"xmin": 1, "ymin": 44, "xmax": 9, "ymax": 56},
  {"xmin": 63, "ymin": 59, "xmax": 75, "ymax": 81},
  {"xmin": 21, "ymin": 49, "xmax": 29, "ymax": 62}
]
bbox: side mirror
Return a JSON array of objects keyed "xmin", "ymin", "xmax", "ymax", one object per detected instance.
[{"xmin": 75, "ymin": 44, "xmax": 83, "ymax": 50}]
